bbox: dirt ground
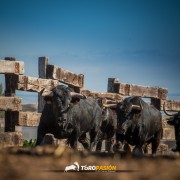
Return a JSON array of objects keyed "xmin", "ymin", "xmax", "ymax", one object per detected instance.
[{"xmin": 0, "ymin": 145, "xmax": 180, "ymax": 180}]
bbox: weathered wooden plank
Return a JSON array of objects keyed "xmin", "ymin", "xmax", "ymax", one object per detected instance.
[
  {"xmin": 4, "ymin": 57, "xmax": 17, "ymax": 132},
  {"xmin": 46, "ymin": 64, "xmax": 84, "ymax": 88},
  {"xmin": 80, "ymin": 89, "xmax": 123, "ymax": 100},
  {"xmin": 114, "ymin": 83, "xmax": 129, "ymax": 95},
  {"xmin": 161, "ymin": 100, "xmax": 180, "ymax": 111},
  {"xmin": 0, "ymin": 132, "xmax": 23, "ymax": 147},
  {"xmin": 158, "ymin": 88, "xmax": 168, "ymax": 100},
  {"xmin": 0, "ymin": 97, "xmax": 22, "ymax": 111},
  {"xmin": 14, "ymin": 75, "xmax": 59, "ymax": 93},
  {"xmin": 107, "ymin": 78, "xmax": 119, "ymax": 93},
  {"xmin": 18, "ymin": 112, "xmax": 41, "ymax": 126},
  {"xmin": 151, "ymin": 98, "xmax": 161, "ymax": 110},
  {"xmin": 152, "ymin": 99, "xmax": 180, "ymax": 111},
  {"xmin": 0, "ymin": 60, "xmax": 24, "ymax": 75},
  {"xmin": 38, "ymin": 57, "xmax": 49, "ymax": 113},
  {"xmin": 114, "ymin": 83, "xmax": 168, "ymax": 100},
  {"xmin": 162, "ymin": 127, "xmax": 175, "ymax": 140},
  {"xmin": 129, "ymin": 84, "xmax": 159, "ymax": 98}
]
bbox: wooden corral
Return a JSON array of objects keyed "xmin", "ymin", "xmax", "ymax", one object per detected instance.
[
  {"xmin": 18, "ymin": 112, "xmax": 41, "ymax": 127},
  {"xmin": 108, "ymin": 78, "xmax": 180, "ymax": 112},
  {"xmin": 151, "ymin": 99, "xmax": 180, "ymax": 112},
  {"xmin": 0, "ymin": 97, "xmax": 22, "ymax": 111},
  {"xmin": 46, "ymin": 64, "xmax": 84, "ymax": 88},
  {"xmin": 114, "ymin": 83, "xmax": 168, "ymax": 100},
  {"xmin": 0, "ymin": 57, "xmax": 179, "ymax": 148},
  {"xmin": 0, "ymin": 132, "xmax": 23, "ymax": 147},
  {"xmin": 80, "ymin": 89, "xmax": 123, "ymax": 101},
  {"xmin": 0, "ymin": 60, "xmax": 24, "ymax": 75},
  {"xmin": 108, "ymin": 78, "xmax": 168, "ymax": 100},
  {"xmin": 13, "ymin": 75, "xmax": 59, "ymax": 93},
  {"xmin": 161, "ymin": 99, "xmax": 180, "ymax": 111}
]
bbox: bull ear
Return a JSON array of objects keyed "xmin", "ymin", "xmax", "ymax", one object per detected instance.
[{"xmin": 41, "ymin": 89, "xmax": 53, "ymax": 97}]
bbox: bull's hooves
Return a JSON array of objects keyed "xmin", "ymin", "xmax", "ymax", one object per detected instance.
[
  {"xmin": 96, "ymin": 151, "xmax": 102, "ymax": 153},
  {"xmin": 40, "ymin": 133, "xmax": 56, "ymax": 146},
  {"xmin": 108, "ymin": 151, "xmax": 114, "ymax": 153},
  {"xmin": 123, "ymin": 143, "xmax": 131, "ymax": 153},
  {"xmin": 132, "ymin": 147, "xmax": 143, "ymax": 158},
  {"xmin": 113, "ymin": 144, "xmax": 123, "ymax": 152},
  {"xmin": 171, "ymin": 148, "xmax": 180, "ymax": 152}
]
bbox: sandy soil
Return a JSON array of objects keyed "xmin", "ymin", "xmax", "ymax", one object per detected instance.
[{"xmin": 0, "ymin": 145, "xmax": 180, "ymax": 180}]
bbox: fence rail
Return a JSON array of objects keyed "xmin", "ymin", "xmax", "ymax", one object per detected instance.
[
  {"xmin": 0, "ymin": 60, "xmax": 24, "ymax": 75},
  {"xmin": 80, "ymin": 89, "xmax": 123, "ymax": 101},
  {"xmin": 18, "ymin": 112, "xmax": 41, "ymax": 126},
  {"xmin": 46, "ymin": 64, "xmax": 84, "ymax": 88},
  {"xmin": 14, "ymin": 75, "xmax": 59, "ymax": 93},
  {"xmin": 0, "ymin": 56, "xmax": 180, "ymax": 147},
  {"xmin": 0, "ymin": 97, "xmax": 22, "ymax": 111},
  {"xmin": 113, "ymin": 83, "xmax": 168, "ymax": 100}
]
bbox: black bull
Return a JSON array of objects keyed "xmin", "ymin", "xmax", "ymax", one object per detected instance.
[
  {"xmin": 95, "ymin": 103, "xmax": 117, "ymax": 152},
  {"xmin": 163, "ymin": 104, "xmax": 180, "ymax": 152},
  {"xmin": 115, "ymin": 96, "xmax": 163, "ymax": 154},
  {"xmin": 36, "ymin": 85, "xmax": 102, "ymax": 150}
]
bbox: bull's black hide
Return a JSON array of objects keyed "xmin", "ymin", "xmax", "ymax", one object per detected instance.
[
  {"xmin": 36, "ymin": 85, "xmax": 102, "ymax": 151},
  {"xmin": 164, "ymin": 105, "xmax": 180, "ymax": 152},
  {"xmin": 116, "ymin": 96, "xmax": 162, "ymax": 155},
  {"xmin": 96, "ymin": 107, "xmax": 117, "ymax": 152}
]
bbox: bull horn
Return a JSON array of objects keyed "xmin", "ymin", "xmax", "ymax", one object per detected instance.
[
  {"xmin": 70, "ymin": 92, "xmax": 86, "ymax": 99},
  {"xmin": 140, "ymin": 100, "xmax": 143, "ymax": 110},
  {"xmin": 163, "ymin": 102, "xmax": 177, "ymax": 116},
  {"xmin": 131, "ymin": 105, "xmax": 141, "ymax": 110},
  {"xmin": 102, "ymin": 104, "xmax": 117, "ymax": 108},
  {"xmin": 131, "ymin": 101, "xmax": 143, "ymax": 111},
  {"xmin": 41, "ymin": 89, "xmax": 53, "ymax": 97}
]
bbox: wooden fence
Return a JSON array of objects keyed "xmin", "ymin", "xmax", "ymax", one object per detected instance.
[{"xmin": 0, "ymin": 57, "xmax": 180, "ymax": 147}]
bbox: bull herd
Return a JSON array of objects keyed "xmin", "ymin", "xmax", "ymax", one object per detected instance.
[{"xmin": 36, "ymin": 85, "xmax": 175, "ymax": 156}]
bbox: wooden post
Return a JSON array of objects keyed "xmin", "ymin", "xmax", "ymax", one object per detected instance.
[
  {"xmin": 107, "ymin": 78, "xmax": 119, "ymax": 93},
  {"xmin": 0, "ymin": 132, "xmax": 23, "ymax": 147},
  {"xmin": 4, "ymin": 57, "xmax": 18, "ymax": 132},
  {"xmin": 38, "ymin": 57, "xmax": 49, "ymax": 113},
  {"xmin": 151, "ymin": 98, "xmax": 161, "ymax": 111}
]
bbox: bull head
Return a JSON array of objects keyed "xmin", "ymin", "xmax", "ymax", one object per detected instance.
[
  {"xmin": 41, "ymin": 86, "xmax": 86, "ymax": 128},
  {"xmin": 118, "ymin": 100, "xmax": 143, "ymax": 135},
  {"xmin": 163, "ymin": 102, "xmax": 179, "ymax": 126}
]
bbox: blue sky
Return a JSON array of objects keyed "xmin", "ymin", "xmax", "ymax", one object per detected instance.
[{"xmin": 0, "ymin": 0, "xmax": 180, "ymax": 103}]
